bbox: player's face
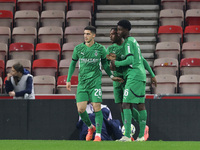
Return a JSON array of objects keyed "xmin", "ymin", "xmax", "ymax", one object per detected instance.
[
  {"xmin": 84, "ymin": 30, "xmax": 95, "ymax": 43},
  {"xmin": 110, "ymin": 29, "xmax": 119, "ymax": 43},
  {"xmin": 117, "ymin": 25, "xmax": 127, "ymax": 39}
]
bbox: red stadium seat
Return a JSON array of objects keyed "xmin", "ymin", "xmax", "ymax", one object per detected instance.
[
  {"xmin": 33, "ymin": 75, "xmax": 56, "ymax": 94},
  {"xmin": 0, "ymin": 60, "xmax": 5, "ymax": 79},
  {"xmin": 153, "ymin": 57, "xmax": 179, "ymax": 76},
  {"xmin": 153, "ymin": 74, "xmax": 177, "ymax": 94},
  {"xmin": 182, "ymin": 42, "xmax": 200, "ymax": 58},
  {"xmin": 32, "ymin": 59, "xmax": 58, "ymax": 77},
  {"xmin": 179, "ymin": 74, "xmax": 200, "ymax": 94},
  {"xmin": 0, "ymin": 43, "xmax": 7, "ymax": 62},
  {"xmin": 9, "ymin": 43, "xmax": 34, "ymax": 61},
  {"xmin": 187, "ymin": 0, "xmax": 200, "ymax": 9},
  {"xmin": 0, "ymin": 10, "xmax": 13, "ymax": 28},
  {"xmin": 0, "ymin": 0, "xmax": 16, "ymax": 13},
  {"xmin": 43, "ymin": 0, "xmax": 68, "ymax": 11},
  {"xmin": 57, "ymin": 75, "xmax": 78, "ymax": 94},
  {"xmin": 180, "ymin": 58, "xmax": 200, "ymax": 75},
  {"xmin": 35, "ymin": 43, "xmax": 61, "ymax": 61},
  {"xmin": 17, "ymin": 0, "xmax": 42, "ymax": 12},
  {"xmin": 185, "ymin": 9, "xmax": 200, "ymax": 26},
  {"xmin": 157, "ymin": 25, "xmax": 183, "ymax": 43},
  {"xmin": 184, "ymin": 25, "xmax": 200, "ymax": 42},
  {"xmin": 69, "ymin": 0, "xmax": 94, "ymax": 12}
]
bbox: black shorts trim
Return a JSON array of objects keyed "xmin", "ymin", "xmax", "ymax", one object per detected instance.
[{"xmin": 130, "ymin": 89, "xmax": 145, "ymax": 97}]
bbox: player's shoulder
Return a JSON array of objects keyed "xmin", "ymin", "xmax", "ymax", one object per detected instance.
[
  {"xmin": 95, "ymin": 42, "xmax": 106, "ymax": 50},
  {"xmin": 75, "ymin": 42, "xmax": 84, "ymax": 49}
]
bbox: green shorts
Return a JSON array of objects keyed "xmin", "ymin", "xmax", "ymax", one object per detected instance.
[
  {"xmin": 76, "ymin": 83, "xmax": 102, "ymax": 103},
  {"xmin": 123, "ymin": 79, "xmax": 146, "ymax": 104},
  {"xmin": 113, "ymin": 81, "xmax": 125, "ymax": 103}
]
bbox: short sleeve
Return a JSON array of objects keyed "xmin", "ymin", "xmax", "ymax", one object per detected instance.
[{"xmin": 124, "ymin": 40, "xmax": 134, "ymax": 57}]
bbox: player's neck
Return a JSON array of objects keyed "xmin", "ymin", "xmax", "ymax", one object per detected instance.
[
  {"xmin": 116, "ymin": 39, "xmax": 124, "ymax": 46},
  {"xmin": 85, "ymin": 40, "xmax": 95, "ymax": 47}
]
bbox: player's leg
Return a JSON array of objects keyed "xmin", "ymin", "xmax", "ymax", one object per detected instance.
[
  {"xmin": 122, "ymin": 103, "xmax": 132, "ymax": 138},
  {"xmin": 90, "ymin": 86, "xmax": 103, "ymax": 141},
  {"xmin": 132, "ymin": 106, "xmax": 140, "ymax": 123}
]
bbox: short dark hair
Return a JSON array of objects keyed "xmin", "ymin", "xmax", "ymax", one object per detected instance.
[
  {"xmin": 110, "ymin": 27, "xmax": 117, "ymax": 32},
  {"xmin": 13, "ymin": 63, "xmax": 24, "ymax": 74},
  {"xmin": 117, "ymin": 20, "xmax": 132, "ymax": 31},
  {"xmin": 84, "ymin": 26, "xmax": 96, "ymax": 34}
]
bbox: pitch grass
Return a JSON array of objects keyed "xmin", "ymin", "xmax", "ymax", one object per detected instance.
[{"xmin": 0, "ymin": 140, "xmax": 200, "ymax": 150}]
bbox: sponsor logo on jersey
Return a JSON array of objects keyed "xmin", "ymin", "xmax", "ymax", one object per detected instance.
[
  {"xmin": 94, "ymin": 50, "xmax": 98, "ymax": 56},
  {"xmin": 80, "ymin": 58, "xmax": 99, "ymax": 63}
]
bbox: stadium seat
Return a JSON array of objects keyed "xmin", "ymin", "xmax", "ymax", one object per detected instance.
[
  {"xmin": 185, "ymin": 9, "xmax": 200, "ymax": 26},
  {"xmin": 155, "ymin": 42, "xmax": 180, "ymax": 59},
  {"xmin": 157, "ymin": 25, "xmax": 183, "ymax": 44},
  {"xmin": 14, "ymin": 10, "xmax": 39, "ymax": 29},
  {"xmin": 0, "ymin": 60, "xmax": 5, "ymax": 79},
  {"xmin": 0, "ymin": 43, "xmax": 7, "ymax": 62},
  {"xmin": 41, "ymin": 10, "xmax": 65, "ymax": 28},
  {"xmin": 0, "ymin": 76, "xmax": 2, "ymax": 93},
  {"xmin": 17, "ymin": 0, "xmax": 42, "ymax": 12},
  {"xmin": 32, "ymin": 59, "xmax": 58, "ymax": 77},
  {"xmin": 153, "ymin": 57, "xmax": 179, "ymax": 76},
  {"xmin": 38, "ymin": 26, "xmax": 63, "ymax": 45},
  {"xmin": 43, "ymin": 0, "xmax": 68, "ymax": 11},
  {"xmin": 159, "ymin": 9, "xmax": 184, "ymax": 27},
  {"xmin": 66, "ymin": 10, "xmax": 91, "ymax": 26},
  {"xmin": 153, "ymin": 74, "xmax": 177, "ymax": 94},
  {"xmin": 184, "ymin": 25, "xmax": 200, "ymax": 42},
  {"xmin": 182, "ymin": 42, "xmax": 200, "ymax": 58},
  {"xmin": 0, "ymin": 0, "xmax": 16, "ymax": 13},
  {"xmin": 161, "ymin": 0, "xmax": 186, "ymax": 10},
  {"xmin": 59, "ymin": 59, "xmax": 79, "ymax": 76},
  {"xmin": 62, "ymin": 42, "xmax": 79, "ymax": 59},
  {"xmin": 33, "ymin": 75, "xmax": 56, "ymax": 94},
  {"xmin": 35, "ymin": 43, "xmax": 61, "ymax": 61},
  {"xmin": 0, "ymin": 10, "xmax": 13, "ymax": 28},
  {"xmin": 9, "ymin": 43, "xmax": 34, "ymax": 61},
  {"xmin": 64, "ymin": 26, "xmax": 84, "ymax": 43},
  {"xmin": 187, "ymin": 0, "xmax": 200, "ymax": 9},
  {"xmin": 57, "ymin": 75, "xmax": 78, "ymax": 94},
  {"xmin": 69, "ymin": 0, "xmax": 94, "ymax": 12},
  {"xmin": 179, "ymin": 74, "xmax": 200, "ymax": 94},
  {"xmin": 180, "ymin": 58, "xmax": 200, "ymax": 75},
  {"xmin": 12, "ymin": 26, "xmax": 37, "ymax": 45},
  {"xmin": 6, "ymin": 59, "xmax": 31, "ymax": 73},
  {"xmin": 0, "ymin": 27, "xmax": 11, "ymax": 45}
]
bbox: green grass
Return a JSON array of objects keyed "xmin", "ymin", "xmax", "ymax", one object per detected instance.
[{"xmin": 0, "ymin": 140, "xmax": 200, "ymax": 150}]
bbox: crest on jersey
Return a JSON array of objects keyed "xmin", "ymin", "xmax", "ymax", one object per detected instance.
[{"xmin": 94, "ymin": 50, "xmax": 98, "ymax": 56}]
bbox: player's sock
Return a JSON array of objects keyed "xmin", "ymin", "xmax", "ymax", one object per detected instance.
[
  {"xmin": 121, "ymin": 111, "xmax": 124, "ymax": 124},
  {"xmin": 132, "ymin": 107, "xmax": 140, "ymax": 124},
  {"xmin": 95, "ymin": 110, "xmax": 103, "ymax": 134},
  {"xmin": 123, "ymin": 109, "xmax": 132, "ymax": 138},
  {"xmin": 79, "ymin": 111, "xmax": 92, "ymax": 127},
  {"xmin": 138, "ymin": 110, "xmax": 147, "ymax": 138}
]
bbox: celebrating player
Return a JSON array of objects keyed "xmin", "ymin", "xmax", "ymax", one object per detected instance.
[{"xmin": 66, "ymin": 26, "xmax": 123, "ymax": 142}]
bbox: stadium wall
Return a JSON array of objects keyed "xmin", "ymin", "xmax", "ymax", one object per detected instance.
[{"xmin": 0, "ymin": 99, "xmax": 199, "ymax": 141}]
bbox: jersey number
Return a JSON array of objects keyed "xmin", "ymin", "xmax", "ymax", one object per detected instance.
[
  {"xmin": 124, "ymin": 89, "xmax": 129, "ymax": 96},
  {"xmin": 94, "ymin": 89, "xmax": 102, "ymax": 96}
]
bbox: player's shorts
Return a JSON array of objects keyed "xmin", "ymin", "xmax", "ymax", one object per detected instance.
[
  {"xmin": 123, "ymin": 79, "xmax": 146, "ymax": 104},
  {"xmin": 113, "ymin": 81, "xmax": 125, "ymax": 103},
  {"xmin": 76, "ymin": 83, "xmax": 102, "ymax": 103}
]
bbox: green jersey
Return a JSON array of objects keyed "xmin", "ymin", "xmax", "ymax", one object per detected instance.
[
  {"xmin": 116, "ymin": 37, "xmax": 146, "ymax": 81},
  {"xmin": 107, "ymin": 43, "xmax": 124, "ymax": 77},
  {"xmin": 72, "ymin": 42, "xmax": 108, "ymax": 88}
]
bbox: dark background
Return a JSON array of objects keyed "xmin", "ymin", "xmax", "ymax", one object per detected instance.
[{"xmin": 0, "ymin": 99, "xmax": 199, "ymax": 141}]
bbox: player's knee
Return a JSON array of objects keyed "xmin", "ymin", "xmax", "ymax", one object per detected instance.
[{"xmin": 77, "ymin": 108, "xmax": 85, "ymax": 114}]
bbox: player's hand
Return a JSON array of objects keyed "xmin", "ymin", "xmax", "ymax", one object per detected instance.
[
  {"xmin": 7, "ymin": 73, "xmax": 12, "ymax": 80},
  {"xmin": 9, "ymin": 91, "xmax": 15, "ymax": 97},
  {"xmin": 110, "ymin": 60, "xmax": 116, "ymax": 71},
  {"xmin": 106, "ymin": 53, "xmax": 116, "ymax": 60},
  {"xmin": 151, "ymin": 77, "xmax": 157, "ymax": 87},
  {"xmin": 66, "ymin": 82, "xmax": 71, "ymax": 91},
  {"xmin": 111, "ymin": 77, "xmax": 124, "ymax": 83}
]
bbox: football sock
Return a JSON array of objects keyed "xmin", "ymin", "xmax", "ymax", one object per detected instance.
[
  {"xmin": 95, "ymin": 110, "xmax": 103, "ymax": 134},
  {"xmin": 79, "ymin": 111, "xmax": 92, "ymax": 127},
  {"xmin": 123, "ymin": 109, "xmax": 132, "ymax": 138},
  {"xmin": 132, "ymin": 107, "xmax": 140, "ymax": 123},
  {"xmin": 121, "ymin": 111, "xmax": 124, "ymax": 124},
  {"xmin": 138, "ymin": 110, "xmax": 147, "ymax": 138}
]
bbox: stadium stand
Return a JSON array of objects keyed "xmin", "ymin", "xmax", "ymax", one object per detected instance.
[
  {"xmin": 69, "ymin": 0, "xmax": 94, "ymax": 12},
  {"xmin": 0, "ymin": 0, "xmax": 16, "ymax": 13},
  {"xmin": 64, "ymin": 26, "xmax": 84, "ymax": 43},
  {"xmin": 43, "ymin": 0, "xmax": 68, "ymax": 12},
  {"xmin": 184, "ymin": 25, "xmax": 200, "ymax": 42},
  {"xmin": 59, "ymin": 59, "xmax": 79, "ymax": 76},
  {"xmin": 17, "ymin": 0, "xmax": 42, "ymax": 12},
  {"xmin": 62, "ymin": 42, "xmax": 79, "ymax": 60},
  {"xmin": 185, "ymin": 9, "xmax": 200, "ymax": 26},
  {"xmin": 0, "ymin": 27, "xmax": 11, "ymax": 45},
  {"xmin": 182, "ymin": 42, "xmax": 200, "ymax": 58},
  {"xmin": 6, "ymin": 59, "xmax": 31, "ymax": 73},
  {"xmin": 0, "ymin": 60, "xmax": 5, "ymax": 79},
  {"xmin": 180, "ymin": 58, "xmax": 200, "ymax": 75},
  {"xmin": 0, "ymin": 43, "xmax": 7, "ymax": 62},
  {"xmin": 0, "ymin": 10, "xmax": 13, "ymax": 28},
  {"xmin": 0, "ymin": 76, "xmax": 2, "ymax": 93},
  {"xmin": 161, "ymin": 0, "xmax": 186, "ymax": 10},
  {"xmin": 187, "ymin": 0, "xmax": 200, "ymax": 9}
]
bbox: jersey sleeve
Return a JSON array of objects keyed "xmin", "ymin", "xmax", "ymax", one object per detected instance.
[
  {"xmin": 101, "ymin": 46, "xmax": 107, "ymax": 60},
  {"xmin": 72, "ymin": 46, "xmax": 79, "ymax": 61},
  {"xmin": 142, "ymin": 57, "xmax": 155, "ymax": 78}
]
